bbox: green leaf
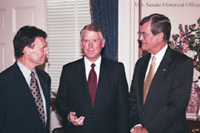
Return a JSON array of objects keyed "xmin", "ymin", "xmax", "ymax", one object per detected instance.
[
  {"xmin": 172, "ymin": 34, "xmax": 179, "ymax": 41},
  {"xmin": 188, "ymin": 34, "xmax": 195, "ymax": 43}
]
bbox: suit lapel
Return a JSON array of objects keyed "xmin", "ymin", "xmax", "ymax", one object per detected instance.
[
  {"xmin": 13, "ymin": 62, "xmax": 50, "ymax": 127},
  {"xmin": 12, "ymin": 62, "xmax": 43, "ymax": 125},
  {"xmin": 138, "ymin": 54, "xmax": 151, "ymax": 104},
  {"xmin": 13, "ymin": 62, "xmax": 36, "ymax": 104},
  {"xmin": 78, "ymin": 58, "xmax": 94, "ymax": 110},
  {"xmin": 37, "ymin": 69, "xmax": 50, "ymax": 104},
  {"xmin": 94, "ymin": 58, "xmax": 110, "ymax": 109},
  {"xmin": 144, "ymin": 47, "xmax": 172, "ymax": 105},
  {"xmin": 36, "ymin": 69, "xmax": 50, "ymax": 116}
]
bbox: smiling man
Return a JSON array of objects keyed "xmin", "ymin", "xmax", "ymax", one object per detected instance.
[
  {"xmin": 0, "ymin": 26, "xmax": 51, "ymax": 133},
  {"xmin": 56, "ymin": 24, "xmax": 129, "ymax": 133},
  {"xmin": 129, "ymin": 13, "xmax": 193, "ymax": 133}
]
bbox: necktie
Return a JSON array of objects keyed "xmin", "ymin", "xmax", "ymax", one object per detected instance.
[
  {"xmin": 88, "ymin": 63, "xmax": 97, "ymax": 108},
  {"xmin": 143, "ymin": 56, "xmax": 156, "ymax": 104},
  {"xmin": 30, "ymin": 71, "xmax": 45, "ymax": 127}
]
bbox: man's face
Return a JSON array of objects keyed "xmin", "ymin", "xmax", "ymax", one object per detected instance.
[
  {"xmin": 139, "ymin": 21, "xmax": 160, "ymax": 54},
  {"xmin": 81, "ymin": 29, "xmax": 105, "ymax": 62},
  {"xmin": 28, "ymin": 37, "xmax": 49, "ymax": 66}
]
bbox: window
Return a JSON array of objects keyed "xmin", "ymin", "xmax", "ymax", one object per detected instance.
[{"xmin": 47, "ymin": 0, "xmax": 91, "ymax": 92}]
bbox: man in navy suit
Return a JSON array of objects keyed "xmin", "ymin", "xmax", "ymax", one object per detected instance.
[
  {"xmin": 56, "ymin": 24, "xmax": 129, "ymax": 133},
  {"xmin": 129, "ymin": 14, "xmax": 193, "ymax": 133},
  {"xmin": 0, "ymin": 26, "xmax": 51, "ymax": 133}
]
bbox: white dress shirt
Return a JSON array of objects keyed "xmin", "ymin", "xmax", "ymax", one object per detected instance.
[
  {"xmin": 17, "ymin": 60, "xmax": 47, "ymax": 123},
  {"xmin": 84, "ymin": 56, "xmax": 101, "ymax": 83},
  {"xmin": 145, "ymin": 44, "xmax": 168, "ymax": 80},
  {"xmin": 131, "ymin": 44, "xmax": 168, "ymax": 132}
]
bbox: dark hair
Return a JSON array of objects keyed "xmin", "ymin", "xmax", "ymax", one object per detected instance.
[
  {"xmin": 140, "ymin": 13, "xmax": 171, "ymax": 43},
  {"xmin": 80, "ymin": 24, "xmax": 104, "ymax": 39},
  {"xmin": 13, "ymin": 25, "xmax": 47, "ymax": 58}
]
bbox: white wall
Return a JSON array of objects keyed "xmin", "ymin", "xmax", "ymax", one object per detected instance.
[
  {"xmin": 140, "ymin": 0, "xmax": 200, "ymax": 37},
  {"xmin": 118, "ymin": 0, "xmax": 139, "ymax": 87}
]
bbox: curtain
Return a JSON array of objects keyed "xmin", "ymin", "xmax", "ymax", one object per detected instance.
[{"xmin": 91, "ymin": 0, "xmax": 118, "ymax": 61}]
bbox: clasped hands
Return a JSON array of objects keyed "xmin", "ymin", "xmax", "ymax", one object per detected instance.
[{"xmin": 69, "ymin": 111, "xmax": 85, "ymax": 126}]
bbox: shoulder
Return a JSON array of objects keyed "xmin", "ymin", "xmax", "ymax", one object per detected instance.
[
  {"xmin": 62, "ymin": 58, "xmax": 83, "ymax": 70},
  {"xmin": 101, "ymin": 57, "xmax": 125, "ymax": 72},
  {"xmin": 170, "ymin": 48, "xmax": 193, "ymax": 65},
  {"xmin": 135, "ymin": 53, "xmax": 150, "ymax": 66},
  {"xmin": 36, "ymin": 68, "xmax": 51, "ymax": 80},
  {"xmin": 102, "ymin": 57, "xmax": 124, "ymax": 66},
  {"xmin": 0, "ymin": 63, "xmax": 17, "ymax": 80},
  {"xmin": 172, "ymin": 49, "xmax": 190, "ymax": 59}
]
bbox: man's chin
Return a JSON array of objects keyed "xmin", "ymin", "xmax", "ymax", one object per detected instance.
[
  {"xmin": 141, "ymin": 47, "xmax": 146, "ymax": 51},
  {"xmin": 141, "ymin": 45, "xmax": 148, "ymax": 51},
  {"xmin": 39, "ymin": 60, "xmax": 46, "ymax": 65}
]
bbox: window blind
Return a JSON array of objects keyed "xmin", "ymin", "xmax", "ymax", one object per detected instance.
[{"xmin": 47, "ymin": 0, "xmax": 91, "ymax": 92}]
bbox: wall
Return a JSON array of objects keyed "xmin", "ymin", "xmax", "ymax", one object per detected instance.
[
  {"xmin": 140, "ymin": 0, "xmax": 200, "ymax": 37},
  {"xmin": 118, "ymin": 0, "xmax": 139, "ymax": 87}
]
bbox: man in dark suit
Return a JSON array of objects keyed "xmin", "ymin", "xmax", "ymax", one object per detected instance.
[
  {"xmin": 129, "ymin": 14, "xmax": 193, "ymax": 133},
  {"xmin": 56, "ymin": 24, "xmax": 129, "ymax": 133},
  {"xmin": 0, "ymin": 26, "xmax": 51, "ymax": 133}
]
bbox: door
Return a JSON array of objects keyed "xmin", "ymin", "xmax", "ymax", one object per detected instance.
[{"xmin": 0, "ymin": 0, "xmax": 46, "ymax": 72}]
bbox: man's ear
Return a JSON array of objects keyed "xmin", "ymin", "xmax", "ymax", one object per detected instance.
[
  {"xmin": 80, "ymin": 41, "xmax": 83, "ymax": 48},
  {"xmin": 158, "ymin": 32, "xmax": 164, "ymax": 42},
  {"xmin": 23, "ymin": 46, "xmax": 30, "ymax": 56},
  {"xmin": 102, "ymin": 39, "xmax": 105, "ymax": 48}
]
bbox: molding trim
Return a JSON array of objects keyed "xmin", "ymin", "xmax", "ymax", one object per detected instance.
[{"xmin": 118, "ymin": 0, "xmax": 139, "ymax": 87}]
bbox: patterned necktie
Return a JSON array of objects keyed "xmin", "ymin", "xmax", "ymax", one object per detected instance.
[
  {"xmin": 30, "ymin": 71, "xmax": 45, "ymax": 127},
  {"xmin": 143, "ymin": 56, "xmax": 156, "ymax": 104},
  {"xmin": 88, "ymin": 63, "xmax": 97, "ymax": 108}
]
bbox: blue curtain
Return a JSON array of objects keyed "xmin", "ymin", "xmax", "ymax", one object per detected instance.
[{"xmin": 91, "ymin": 0, "xmax": 118, "ymax": 61}]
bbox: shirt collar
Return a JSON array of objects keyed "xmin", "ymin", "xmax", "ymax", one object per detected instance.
[
  {"xmin": 152, "ymin": 44, "xmax": 168, "ymax": 62},
  {"xmin": 17, "ymin": 60, "xmax": 37, "ymax": 80},
  {"xmin": 84, "ymin": 56, "xmax": 101, "ymax": 67}
]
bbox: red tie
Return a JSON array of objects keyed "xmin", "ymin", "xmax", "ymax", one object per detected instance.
[{"xmin": 88, "ymin": 63, "xmax": 97, "ymax": 108}]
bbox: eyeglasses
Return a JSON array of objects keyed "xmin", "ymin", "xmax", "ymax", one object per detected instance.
[{"xmin": 137, "ymin": 32, "xmax": 151, "ymax": 38}]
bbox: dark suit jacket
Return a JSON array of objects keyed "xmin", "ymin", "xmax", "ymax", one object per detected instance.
[
  {"xmin": 0, "ymin": 62, "xmax": 51, "ymax": 133},
  {"xmin": 56, "ymin": 57, "xmax": 129, "ymax": 133},
  {"xmin": 129, "ymin": 47, "xmax": 193, "ymax": 133}
]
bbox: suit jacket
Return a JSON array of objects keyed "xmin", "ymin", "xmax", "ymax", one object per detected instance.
[
  {"xmin": 0, "ymin": 62, "xmax": 51, "ymax": 133},
  {"xmin": 129, "ymin": 47, "xmax": 193, "ymax": 133},
  {"xmin": 56, "ymin": 57, "xmax": 129, "ymax": 133}
]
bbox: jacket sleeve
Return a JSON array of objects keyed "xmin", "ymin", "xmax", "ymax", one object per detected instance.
[
  {"xmin": 129, "ymin": 61, "xmax": 142, "ymax": 128},
  {"xmin": 117, "ymin": 64, "xmax": 130, "ymax": 133},
  {"xmin": 55, "ymin": 66, "xmax": 71, "ymax": 125}
]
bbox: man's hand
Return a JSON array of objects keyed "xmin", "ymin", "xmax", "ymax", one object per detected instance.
[
  {"xmin": 131, "ymin": 126, "xmax": 148, "ymax": 133},
  {"xmin": 69, "ymin": 112, "xmax": 85, "ymax": 126}
]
